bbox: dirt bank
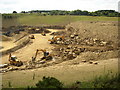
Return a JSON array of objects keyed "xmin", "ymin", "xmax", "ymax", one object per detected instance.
[
  {"xmin": 1, "ymin": 21, "xmax": 119, "ymax": 88},
  {"xmin": 66, "ymin": 21, "xmax": 118, "ymax": 43}
]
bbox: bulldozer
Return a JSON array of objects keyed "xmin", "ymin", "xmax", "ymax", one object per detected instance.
[
  {"xmin": 29, "ymin": 35, "xmax": 35, "ymax": 39},
  {"xmin": 48, "ymin": 36, "xmax": 64, "ymax": 44},
  {"xmin": 32, "ymin": 49, "xmax": 53, "ymax": 62},
  {"xmin": 41, "ymin": 32, "xmax": 46, "ymax": 36},
  {"xmin": 8, "ymin": 53, "xmax": 23, "ymax": 67}
]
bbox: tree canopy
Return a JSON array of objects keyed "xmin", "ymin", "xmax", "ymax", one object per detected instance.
[{"xmin": 23, "ymin": 10, "xmax": 119, "ymax": 17}]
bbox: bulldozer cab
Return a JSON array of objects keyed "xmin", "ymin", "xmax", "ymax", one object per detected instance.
[
  {"xmin": 11, "ymin": 56, "xmax": 17, "ymax": 61},
  {"xmin": 8, "ymin": 54, "xmax": 23, "ymax": 67}
]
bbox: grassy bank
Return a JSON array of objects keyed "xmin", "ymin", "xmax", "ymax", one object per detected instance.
[
  {"xmin": 2, "ymin": 14, "xmax": 118, "ymax": 27},
  {"xmin": 18, "ymin": 15, "xmax": 118, "ymax": 26}
]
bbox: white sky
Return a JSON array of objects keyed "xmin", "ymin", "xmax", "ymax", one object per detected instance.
[{"xmin": 0, "ymin": 0, "xmax": 119, "ymax": 13}]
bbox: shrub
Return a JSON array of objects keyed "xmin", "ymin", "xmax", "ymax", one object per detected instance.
[
  {"xmin": 92, "ymin": 73, "xmax": 120, "ymax": 88},
  {"xmin": 35, "ymin": 76, "xmax": 63, "ymax": 88}
]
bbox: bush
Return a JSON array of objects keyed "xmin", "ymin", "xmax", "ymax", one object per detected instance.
[
  {"xmin": 93, "ymin": 73, "xmax": 120, "ymax": 88},
  {"xmin": 71, "ymin": 73, "xmax": 120, "ymax": 88},
  {"xmin": 35, "ymin": 76, "xmax": 63, "ymax": 88}
]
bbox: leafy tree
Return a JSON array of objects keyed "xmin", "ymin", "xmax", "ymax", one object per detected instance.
[
  {"xmin": 13, "ymin": 11, "xmax": 17, "ymax": 13},
  {"xmin": 82, "ymin": 10, "xmax": 89, "ymax": 15},
  {"xmin": 21, "ymin": 11, "xmax": 26, "ymax": 13},
  {"xmin": 72, "ymin": 9, "xmax": 82, "ymax": 15},
  {"xmin": 17, "ymin": 9, "xmax": 120, "ymax": 17}
]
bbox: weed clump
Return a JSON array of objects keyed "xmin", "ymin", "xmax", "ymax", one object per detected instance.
[{"xmin": 35, "ymin": 76, "xmax": 63, "ymax": 88}]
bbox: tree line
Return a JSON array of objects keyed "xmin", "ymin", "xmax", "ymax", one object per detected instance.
[{"xmin": 18, "ymin": 10, "xmax": 120, "ymax": 17}]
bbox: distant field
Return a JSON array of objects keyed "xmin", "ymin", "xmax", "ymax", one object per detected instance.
[
  {"xmin": 2, "ymin": 14, "xmax": 118, "ymax": 27},
  {"xmin": 18, "ymin": 15, "xmax": 118, "ymax": 26}
]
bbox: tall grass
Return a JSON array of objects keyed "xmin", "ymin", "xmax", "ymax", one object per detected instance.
[{"xmin": 78, "ymin": 73, "xmax": 120, "ymax": 88}]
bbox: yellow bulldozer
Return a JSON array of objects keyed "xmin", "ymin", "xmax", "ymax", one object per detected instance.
[
  {"xmin": 48, "ymin": 36, "xmax": 64, "ymax": 44},
  {"xmin": 41, "ymin": 32, "xmax": 46, "ymax": 36},
  {"xmin": 29, "ymin": 35, "xmax": 35, "ymax": 39},
  {"xmin": 8, "ymin": 53, "xmax": 23, "ymax": 67}
]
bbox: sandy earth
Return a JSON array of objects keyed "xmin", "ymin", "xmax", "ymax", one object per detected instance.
[
  {"xmin": 66, "ymin": 21, "xmax": 118, "ymax": 42},
  {"xmin": 2, "ymin": 58, "xmax": 118, "ymax": 88},
  {"xmin": 0, "ymin": 41, "xmax": 16, "ymax": 52},
  {"xmin": 1, "ymin": 26, "xmax": 119, "ymax": 88},
  {"xmin": 1, "ymin": 29, "xmax": 62, "ymax": 64}
]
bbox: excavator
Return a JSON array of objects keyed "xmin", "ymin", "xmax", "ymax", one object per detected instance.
[
  {"xmin": 8, "ymin": 53, "xmax": 23, "ymax": 67},
  {"xmin": 32, "ymin": 49, "xmax": 53, "ymax": 62},
  {"xmin": 48, "ymin": 36, "xmax": 65, "ymax": 44}
]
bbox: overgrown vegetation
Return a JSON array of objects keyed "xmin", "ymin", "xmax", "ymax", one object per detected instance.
[
  {"xmin": 91, "ymin": 73, "xmax": 120, "ymax": 88},
  {"xmin": 28, "ymin": 76, "xmax": 63, "ymax": 89},
  {"xmin": 27, "ymin": 73, "xmax": 120, "ymax": 89},
  {"xmin": 79, "ymin": 73, "xmax": 120, "ymax": 88}
]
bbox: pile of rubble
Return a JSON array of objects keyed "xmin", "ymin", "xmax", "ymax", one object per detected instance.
[
  {"xmin": 2, "ymin": 25, "xmax": 51, "ymax": 37},
  {"xmin": 26, "ymin": 27, "xmax": 50, "ymax": 34},
  {"xmin": 51, "ymin": 32, "xmax": 118, "ymax": 61},
  {"xmin": 52, "ymin": 33, "xmax": 114, "ymax": 47},
  {"xmin": 53, "ymin": 46, "xmax": 86, "ymax": 61}
]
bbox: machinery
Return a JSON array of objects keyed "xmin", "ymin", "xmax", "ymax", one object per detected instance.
[
  {"xmin": 29, "ymin": 35, "xmax": 35, "ymax": 39},
  {"xmin": 41, "ymin": 32, "xmax": 46, "ymax": 36},
  {"xmin": 9, "ymin": 53, "xmax": 23, "ymax": 67},
  {"xmin": 48, "ymin": 36, "xmax": 64, "ymax": 44},
  {"xmin": 32, "ymin": 49, "xmax": 53, "ymax": 62}
]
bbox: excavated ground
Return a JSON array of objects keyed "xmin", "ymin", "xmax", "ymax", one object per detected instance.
[{"xmin": 1, "ymin": 21, "xmax": 119, "ymax": 88}]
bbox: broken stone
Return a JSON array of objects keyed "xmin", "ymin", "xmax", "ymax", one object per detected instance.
[
  {"xmin": 73, "ymin": 62, "xmax": 79, "ymax": 65},
  {"xmin": 68, "ymin": 51, "xmax": 73, "ymax": 54},
  {"xmin": 70, "ymin": 35, "xmax": 74, "ymax": 38},
  {"xmin": 74, "ymin": 51, "xmax": 81, "ymax": 55},
  {"xmin": 81, "ymin": 60, "xmax": 87, "ymax": 63},
  {"xmin": 100, "ymin": 41, "xmax": 107, "ymax": 46},
  {"xmin": 80, "ymin": 48, "xmax": 85, "ymax": 52},
  {"xmin": 56, "ymin": 41, "xmax": 61, "ymax": 44},
  {"xmin": 60, "ymin": 48, "xmax": 64, "ymax": 51},
  {"xmin": 94, "ymin": 62, "xmax": 98, "ymax": 64},
  {"xmin": 73, "ymin": 54, "xmax": 77, "ymax": 58},
  {"xmin": 67, "ymin": 54, "xmax": 75, "ymax": 60},
  {"xmin": 74, "ymin": 34, "xmax": 78, "ymax": 36},
  {"xmin": 36, "ymin": 28, "xmax": 40, "ymax": 31},
  {"xmin": 89, "ymin": 61, "xmax": 93, "ymax": 64},
  {"xmin": 75, "ymin": 36, "xmax": 79, "ymax": 39}
]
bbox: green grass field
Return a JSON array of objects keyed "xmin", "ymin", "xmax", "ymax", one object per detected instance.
[
  {"xmin": 18, "ymin": 14, "xmax": 118, "ymax": 26},
  {"xmin": 3, "ymin": 14, "xmax": 118, "ymax": 27}
]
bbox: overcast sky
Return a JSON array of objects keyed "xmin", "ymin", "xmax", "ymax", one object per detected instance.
[{"xmin": 0, "ymin": 0, "xmax": 119, "ymax": 13}]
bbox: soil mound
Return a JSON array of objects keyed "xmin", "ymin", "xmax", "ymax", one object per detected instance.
[{"xmin": 2, "ymin": 35, "xmax": 12, "ymax": 41}]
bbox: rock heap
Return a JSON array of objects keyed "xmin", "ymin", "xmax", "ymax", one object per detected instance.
[
  {"xmin": 51, "ymin": 31, "xmax": 117, "ymax": 61},
  {"xmin": 51, "ymin": 32, "xmax": 114, "ymax": 47}
]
